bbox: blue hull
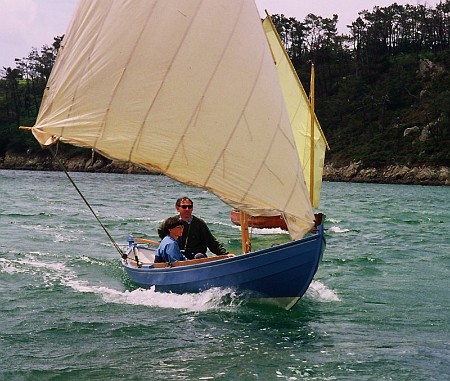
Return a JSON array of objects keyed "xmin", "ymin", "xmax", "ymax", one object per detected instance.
[{"xmin": 122, "ymin": 225, "xmax": 325, "ymax": 309}]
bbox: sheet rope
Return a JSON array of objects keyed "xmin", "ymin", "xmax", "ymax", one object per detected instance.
[{"xmin": 49, "ymin": 146, "xmax": 126, "ymax": 259}]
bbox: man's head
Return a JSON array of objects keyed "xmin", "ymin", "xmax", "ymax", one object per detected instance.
[{"xmin": 176, "ymin": 196, "xmax": 193, "ymax": 221}]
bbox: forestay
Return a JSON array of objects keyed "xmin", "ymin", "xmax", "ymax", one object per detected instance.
[{"xmin": 31, "ymin": 0, "xmax": 315, "ymax": 239}]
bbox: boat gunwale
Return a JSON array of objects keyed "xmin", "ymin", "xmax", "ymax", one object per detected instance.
[{"xmin": 122, "ymin": 224, "xmax": 325, "ymax": 273}]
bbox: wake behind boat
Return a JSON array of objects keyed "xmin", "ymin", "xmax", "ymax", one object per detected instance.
[{"xmin": 22, "ymin": 0, "xmax": 327, "ymax": 310}]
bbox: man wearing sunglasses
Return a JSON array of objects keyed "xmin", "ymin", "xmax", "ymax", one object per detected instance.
[{"xmin": 158, "ymin": 196, "xmax": 228, "ymax": 260}]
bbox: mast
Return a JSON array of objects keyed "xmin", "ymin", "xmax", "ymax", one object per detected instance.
[
  {"xmin": 239, "ymin": 211, "xmax": 251, "ymax": 253},
  {"xmin": 309, "ymin": 63, "xmax": 315, "ymax": 204}
]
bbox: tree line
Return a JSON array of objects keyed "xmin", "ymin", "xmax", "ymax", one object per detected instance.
[
  {"xmin": 0, "ymin": 36, "xmax": 63, "ymax": 157},
  {"xmin": 1, "ymin": 1, "xmax": 449, "ymax": 167}
]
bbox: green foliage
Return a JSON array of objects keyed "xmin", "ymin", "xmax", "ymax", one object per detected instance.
[{"xmin": 269, "ymin": 1, "xmax": 450, "ymax": 167}]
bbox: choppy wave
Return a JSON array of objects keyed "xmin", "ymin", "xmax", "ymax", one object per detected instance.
[
  {"xmin": 305, "ymin": 280, "xmax": 340, "ymax": 302},
  {"xmin": 328, "ymin": 225, "xmax": 350, "ymax": 233},
  {"xmin": 2, "ymin": 171, "xmax": 449, "ymax": 381},
  {"xmin": 230, "ymin": 224, "xmax": 289, "ymax": 235},
  {"xmin": 0, "ymin": 252, "xmax": 243, "ymax": 312},
  {"xmin": 90, "ymin": 287, "xmax": 241, "ymax": 312}
]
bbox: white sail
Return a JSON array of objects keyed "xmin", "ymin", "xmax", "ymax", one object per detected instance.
[
  {"xmin": 31, "ymin": 0, "xmax": 314, "ymax": 239},
  {"xmin": 263, "ymin": 15, "xmax": 329, "ymax": 209}
]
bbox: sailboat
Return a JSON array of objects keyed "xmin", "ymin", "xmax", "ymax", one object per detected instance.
[
  {"xmin": 231, "ymin": 13, "xmax": 330, "ymax": 231},
  {"xmin": 23, "ymin": 0, "xmax": 326, "ymax": 310}
]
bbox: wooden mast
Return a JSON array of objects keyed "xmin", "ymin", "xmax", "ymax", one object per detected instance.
[
  {"xmin": 239, "ymin": 211, "xmax": 251, "ymax": 253},
  {"xmin": 309, "ymin": 63, "xmax": 315, "ymax": 204}
]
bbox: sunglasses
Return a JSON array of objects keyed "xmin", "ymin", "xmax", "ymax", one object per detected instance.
[{"xmin": 180, "ymin": 205, "xmax": 193, "ymax": 209}]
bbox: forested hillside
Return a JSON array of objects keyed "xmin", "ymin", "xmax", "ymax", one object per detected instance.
[{"xmin": 1, "ymin": 2, "xmax": 449, "ymax": 169}]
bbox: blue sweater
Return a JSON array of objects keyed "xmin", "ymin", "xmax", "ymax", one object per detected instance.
[{"xmin": 155, "ymin": 235, "xmax": 187, "ymax": 263}]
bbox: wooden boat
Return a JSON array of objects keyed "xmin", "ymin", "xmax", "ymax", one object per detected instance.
[
  {"xmin": 23, "ymin": 0, "xmax": 326, "ymax": 309},
  {"xmin": 126, "ymin": 230, "xmax": 324, "ymax": 310}
]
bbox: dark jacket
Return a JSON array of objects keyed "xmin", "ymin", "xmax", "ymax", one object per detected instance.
[{"xmin": 158, "ymin": 215, "xmax": 227, "ymax": 259}]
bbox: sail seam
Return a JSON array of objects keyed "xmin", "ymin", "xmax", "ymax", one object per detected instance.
[
  {"xmin": 201, "ymin": 3, "xmax": 266, "ymax": 190},
  {"xmin": 165, "ymin": 0, "xmax": 246, "ymax": 175},
  {"xmin": 130, "ymin": 0, "xmax": 205, "ymax": 165},
  {"xmin": 123, "ymin": 1, "xmax": 164, "ymax": 162}
]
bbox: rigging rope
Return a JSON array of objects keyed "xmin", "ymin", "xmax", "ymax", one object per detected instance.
[{"xmin": 49, "ymin": 147, "xmax": 126, "ymax": 259}]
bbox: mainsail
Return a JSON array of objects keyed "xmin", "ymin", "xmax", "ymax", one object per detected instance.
[
  {"xmin": 263, "ymin": 15, "xmax": 329, "ymax": 208},
  {"xmin": 30, "ymin": 0, "xmax": 315, "ymax": 239}
]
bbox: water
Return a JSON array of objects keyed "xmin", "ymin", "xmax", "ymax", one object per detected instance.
[{"xmin": 1, "ymin": 169, "xmax": 448, "ymax": 380}]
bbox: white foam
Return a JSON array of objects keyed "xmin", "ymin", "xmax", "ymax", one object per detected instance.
[
  {"xmin": 231, "ymin": 225, "xmax": 289, "ymax": 235},
  {"xmin": 65, "ymin": 279, "xmax": 239, "ymax": 312},
  {"xmin": 249, "ymin": 227, "xmax": 289, "ymax": 235},
  {"xmin": 18, "ymin": 223, "xmax": 81, "ymax": 242},
  {"xmin": 304, "ymin": 280, "xmax": 341, "ymax": 302},
  {"xmin": 0, "ymin": 257, "xmax": 28, "ymax": 274},
  {"xmin": 0, "ymin": 253, "xmax": 78, "ymax": 288},
  {"xmin": 3, "ymin": 253, "xmax": 238, "ymax": 311},
  {"xmin": 329, "ymin": 225, "xmax": 350, "ymax": 233}
]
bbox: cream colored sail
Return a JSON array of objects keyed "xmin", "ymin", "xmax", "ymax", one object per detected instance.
[
  {"xmin": 263, "ymin": 16, "xmax": 329, "ymax": 208},
  {"xmin": 30, "ymin": 0, "xmax": 314, "ymax": 239}
]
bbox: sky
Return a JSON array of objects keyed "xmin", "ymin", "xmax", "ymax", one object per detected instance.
[{"xmin": 1, "ymin": 0, "xmax": 441, "ymax": 69}]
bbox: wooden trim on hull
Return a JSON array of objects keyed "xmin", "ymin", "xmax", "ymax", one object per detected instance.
[{"xmin": 128, "ymin": 254, "xmax": 236, "ymax": 268}]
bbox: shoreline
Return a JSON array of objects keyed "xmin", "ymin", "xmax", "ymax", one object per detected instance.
[
  {"xmin": 323, "ymin": 161, "xmax": 449, "ymax": 186},
  {"xmin": 1, "ymin": 151, "xmax": 448, "ymax": 186}
]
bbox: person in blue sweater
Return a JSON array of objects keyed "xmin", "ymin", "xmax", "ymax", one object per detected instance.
[{"xmin": 154, "ymin": 217, "xmax": 187, "ymax": 264}]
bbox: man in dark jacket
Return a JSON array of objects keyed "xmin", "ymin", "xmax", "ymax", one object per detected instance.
[{"xmin": 158, "ymin": 196, "xmax": 228, "ymax": 260}]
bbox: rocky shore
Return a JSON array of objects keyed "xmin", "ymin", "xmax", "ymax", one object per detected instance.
[
  {"xmin": 1, "ymin": 151, "xmax": 448, "ymax": 186},
  {"xmin": 0, "ymin": 151, "xmax": 152, "ymax": 175},
  {"xmin": 323, "ymin": 161, "xmax": 449, "ymax": 186}
]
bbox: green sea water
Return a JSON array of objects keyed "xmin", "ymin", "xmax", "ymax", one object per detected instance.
[{"xmin": 1, "ymin": 169, "xmax": 448, "ymax": 380}]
